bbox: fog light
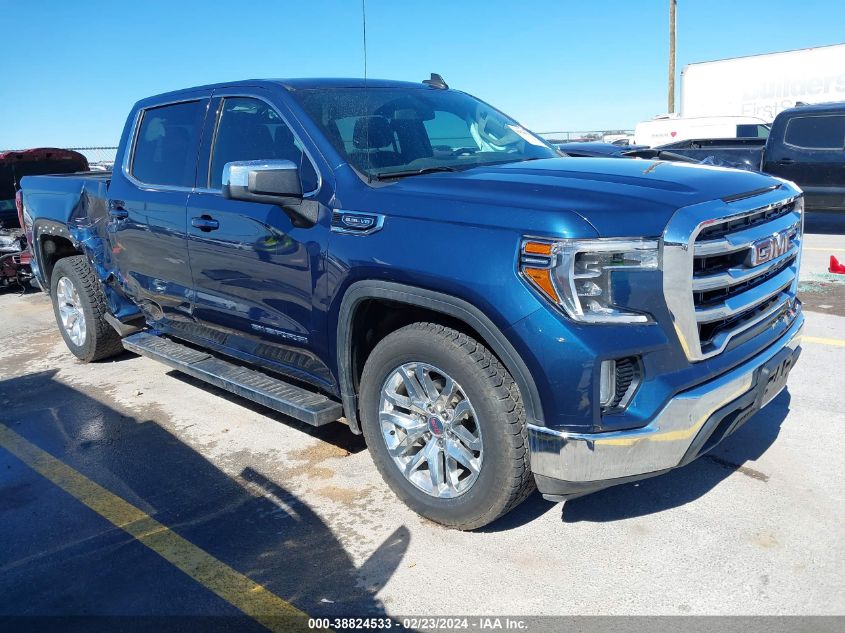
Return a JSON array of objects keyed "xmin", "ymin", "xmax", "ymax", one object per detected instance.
[
  {"xmin": 599, "ymin": 360, "xmax": 616, "ymax": 408},
  {"xmin": 600, "ymin": 356, "xmax": 643, "ymax": 413}
]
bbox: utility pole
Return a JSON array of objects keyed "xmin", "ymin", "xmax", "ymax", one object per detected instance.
[{"xmin": 668, "ymin": 0, "xmax": 677, "ymax": 113}]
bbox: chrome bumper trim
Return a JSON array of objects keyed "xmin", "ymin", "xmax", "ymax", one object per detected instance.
[{"xmin": 528, "ymin": 316, "xmax": 803, "ymax": 484}]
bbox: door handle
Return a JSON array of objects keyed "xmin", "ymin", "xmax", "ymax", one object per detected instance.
[
  {"xmin": 108, "ymin": 199, "xmax": 129, "ymax": 219},
  {"xmin": 192, "ymin": 215, "xmax": 219, "ymax": 232},
  {"xmin": 776, "ymin": 158, "xmax": 796, "ymax": 165}
]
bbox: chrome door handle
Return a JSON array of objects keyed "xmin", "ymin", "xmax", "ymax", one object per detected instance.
[{"xmin": 191, "ymin": 216, "xmax": 219, "ymax": 232}]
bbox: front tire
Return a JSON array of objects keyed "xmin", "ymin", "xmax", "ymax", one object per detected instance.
[
  {"xmin": 50, "ymin": 255, "xmax": 123, "ymax": 362},
  {"xmin": 359, "ymin": 323, "xmax": 535, "ymax": 530}
]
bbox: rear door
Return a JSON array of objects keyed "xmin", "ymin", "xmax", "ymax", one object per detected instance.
[
  {"xmin": 106, "ymin": 97, "xmax": 209, "ymax": 323},
  {"xmin": 184, "ymin": 91, "xmax": 333, "ymax": 389},
  {"xmin": 764, "ymin": 112, "xmax": 845, "ymax": 205}
]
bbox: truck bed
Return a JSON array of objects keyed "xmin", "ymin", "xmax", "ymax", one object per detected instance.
[
  {"xmin": 655, "ymin": 138, "xmax": 765, "ymax": 171},
  {"xmin": 20, "ymin": 171, "xmax": 112, "ymax": 227}
]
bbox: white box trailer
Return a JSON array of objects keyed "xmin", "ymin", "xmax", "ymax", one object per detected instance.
[{"xmin": 681, "ymin": 44, "xmax": 845, "ymax": 123}]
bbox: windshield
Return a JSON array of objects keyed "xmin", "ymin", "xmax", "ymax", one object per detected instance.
[{"xmin": 292, "ymin": 87, "xmax": 559, "ymax": 179}]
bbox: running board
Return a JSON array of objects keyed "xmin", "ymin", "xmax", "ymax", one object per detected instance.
[{"xmin": 122, "ymin": 332, "xmax": 343, "ymax": 427}]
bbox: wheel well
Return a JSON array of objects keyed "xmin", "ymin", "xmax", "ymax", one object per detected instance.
[
  {"xmin": 339, "ymin": 282, "xmax": 544, "ymax": 434},
  {"xmin": 348, "ymin": 299, "xmax": 492, "ymax": 394},
  {"xmin": 38, "ymin": 235, "xmax": 81, "ymax": 287}
]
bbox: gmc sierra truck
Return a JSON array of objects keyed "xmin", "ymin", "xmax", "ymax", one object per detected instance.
[{"xmin": 20, "ymin": 77, "xmax": 804, "ymax": 529}]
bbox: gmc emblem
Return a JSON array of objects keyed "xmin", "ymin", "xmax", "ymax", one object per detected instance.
[{"xmin": 749, "ymin": 229, "xmax": 795, "ymax": 266}]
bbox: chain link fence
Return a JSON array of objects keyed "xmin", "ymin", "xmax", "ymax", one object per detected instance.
[
  {"xmin": 64, "ymin": 147, "xmax": 118, "ymax": 170},
  {"xmin": 537, "ymin": 130, "xmax": 635, "ymax": 144}
]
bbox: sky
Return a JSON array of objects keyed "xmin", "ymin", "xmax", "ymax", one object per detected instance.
[{"xmin": 1, "ymin": 0, "xmax": 843, "ymax": 149}]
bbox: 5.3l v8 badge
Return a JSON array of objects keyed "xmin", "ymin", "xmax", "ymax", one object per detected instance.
[{"xmin": 331, "ymin": 210, "xmax": 385, "ymax": 235}]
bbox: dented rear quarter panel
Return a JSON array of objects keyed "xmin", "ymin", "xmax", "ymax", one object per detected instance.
[{"xmin": 20, "ymin": 172, "xmax": 141, "ymax": 321}]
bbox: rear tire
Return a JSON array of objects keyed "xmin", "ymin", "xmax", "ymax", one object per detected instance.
[
  {"xmin": 359, "ymin": 322, "xmax": 535, "ymax": 530},
  {"xmin": 50, "ymin": 255, "xmax": 123, "ymax": 362}
]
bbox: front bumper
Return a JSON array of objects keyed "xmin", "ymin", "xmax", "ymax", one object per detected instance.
[{"xmin": 528, "ymin": 314, "xmax": 803, "ymax": 500}]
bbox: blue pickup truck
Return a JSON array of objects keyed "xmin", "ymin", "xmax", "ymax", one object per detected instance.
[{"xmin": 20, "ymin": 77, "xmax": 804, "ymax": 529}]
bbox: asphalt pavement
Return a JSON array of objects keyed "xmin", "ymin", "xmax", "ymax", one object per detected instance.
[{"xmin": 0, "ymin": 212, "xmax": 843, "ymax": 629}]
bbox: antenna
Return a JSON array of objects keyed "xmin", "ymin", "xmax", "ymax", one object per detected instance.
[
  {"xmin": 422, "ymin": 73, "xmax": 448, "ymax": 90},
  {"xmin": 362, "ymin": 0, "xmax": 368, "ymax": 81},
  {"xmin": 362, "ymin": 0, "xmax": 370, "ymax": 178}
]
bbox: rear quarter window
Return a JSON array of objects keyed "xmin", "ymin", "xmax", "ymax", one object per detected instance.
[
  {"xmin": 783, "ymin": 114, "xmax": 845, "ymax": 150},
  {"xmin": 736, "ymin": 124, "xmax": 769, "ymax": 139},
  {"xmin": 131, "ymin": 100, "xmax": 206, "ymax": 187}
]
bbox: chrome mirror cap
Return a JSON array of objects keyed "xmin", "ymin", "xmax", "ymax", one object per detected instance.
[{"xmin": 221, "ymin": 159, "xmax": 298, "ymax": 188}]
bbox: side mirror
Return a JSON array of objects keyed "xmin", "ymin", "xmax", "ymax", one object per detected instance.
[
  {"xmin": 222, "ymin": 159, "xmax": 318, "ymax": 226},
  {"xmin": 222, "ymin": 159, "xmax": 302, "ymax": 202}
]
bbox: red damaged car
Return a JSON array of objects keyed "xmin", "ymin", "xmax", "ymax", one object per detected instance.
[{"xmin": 0, "ymin": 148, "xmax": 89, "ymax": 290}]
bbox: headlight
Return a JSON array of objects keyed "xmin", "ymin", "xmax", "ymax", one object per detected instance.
[{"xmin": 520, "ymin": 237, "xmax": 660, "ymax": 323}]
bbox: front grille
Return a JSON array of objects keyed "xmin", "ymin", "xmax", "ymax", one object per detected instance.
[
  {"xmin": 663, "ymin": 185, "xmax": 802, "ymax": 361},
  {"xmin": 695, "ymin": 200, "xmax": 794, "ymax": 242}
]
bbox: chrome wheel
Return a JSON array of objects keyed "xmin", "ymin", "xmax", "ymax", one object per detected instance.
[
  {"xmin": 56, "ymin": 276, "xmax": 87, "ymax": 347},
  {"xmin": 379, "ymin": 362, "xmax": 483, "ymax": 498}
]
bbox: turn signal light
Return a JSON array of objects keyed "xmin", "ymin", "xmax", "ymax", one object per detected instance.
[
  {"xmin": 523, "ymin": 267, "xmax": 560, "ymax": 303},
  {"xmin": 523, "ymin": 241, "xmax": 554, "ymax": 256}
]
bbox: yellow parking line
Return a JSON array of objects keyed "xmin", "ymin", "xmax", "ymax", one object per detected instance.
[
  {"xmin": 802, "ymin": 335, "xmax": 845, "ymax": 348},
  {"xmin": 0, "ymin": 424, "xmax": 313, "ymax": 633}
]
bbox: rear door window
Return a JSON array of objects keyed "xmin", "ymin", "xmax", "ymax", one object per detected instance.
[
  {"xmin": 784, "ymin": 115, "xmax": 845, "ymax": 149},
  {"xmin": 208, "ymin": 97, "xmax": 318, "ymax": 192},
  {"xmin": 131, "ymin": 100, "xmax": 206, "ymax": 187}
]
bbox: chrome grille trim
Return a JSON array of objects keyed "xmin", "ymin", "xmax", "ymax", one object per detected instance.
[
  {"xmin": 694, "ymin": 268, "xmax": 794, "ymax": 322},
  {"xmin": 704, "ymin": 291, "xmax": 793, "ymax": 357},
  {"xmin": 692, "ymin": 242, "xmax": 799, "ymax": 291},
  {"xmin": 694, "ymin": 213, "xmax": 801, "ymax": 256},
  {"xmin": 663, "ymin": 182, "xmax": 803, "ymax": 362}
]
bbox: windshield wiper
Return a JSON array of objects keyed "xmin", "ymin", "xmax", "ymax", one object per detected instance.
[{"xmin": 372, "ymin": 165, "xmax": 459, "ymax": 180}]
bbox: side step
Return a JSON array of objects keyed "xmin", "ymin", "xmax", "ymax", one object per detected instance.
[{"xmin": 122, "ymin": 332, "xmax": 343, "ymax": 427}]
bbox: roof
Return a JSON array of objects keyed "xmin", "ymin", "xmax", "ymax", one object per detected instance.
[
  {"xmin": 777, "ymin": 100, "xmax": 845, "ymax": 116},
  {"xmin": 0, "ymin": 147, "xmax": 88, "ymax": 163},
  {"xmin": 682, "ymin": 42, "xmax": 845, "ymax": 69},
  {"xmin": 275, "ymin": 78, "xmax": 429, "ymax": 90},
  {"xmin": 142, "ymin": 78, "xmax": 433, "ymax": 104}
]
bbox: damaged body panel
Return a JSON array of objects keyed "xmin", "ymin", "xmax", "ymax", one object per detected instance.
[{"xmin": 23, "ymin": 173, "xmax": 142, "ymax": 323}]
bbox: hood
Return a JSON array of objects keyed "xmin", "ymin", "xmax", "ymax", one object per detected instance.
[
  {"xmin": 0, "ymin": 148, "xmax": 89, "ymax": 201},
  {"xmin": 386, "ymin": 157, "xmax": 780, "ymax": 237}
]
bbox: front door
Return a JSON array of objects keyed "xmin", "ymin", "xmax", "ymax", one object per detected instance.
[
  {"xmin": 106, "ymin": 97, "xmax": 208, "ymax": 324},
  {"xmin": 185, "ymin": 94, "xmax": 332, "ymax": 389}
]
